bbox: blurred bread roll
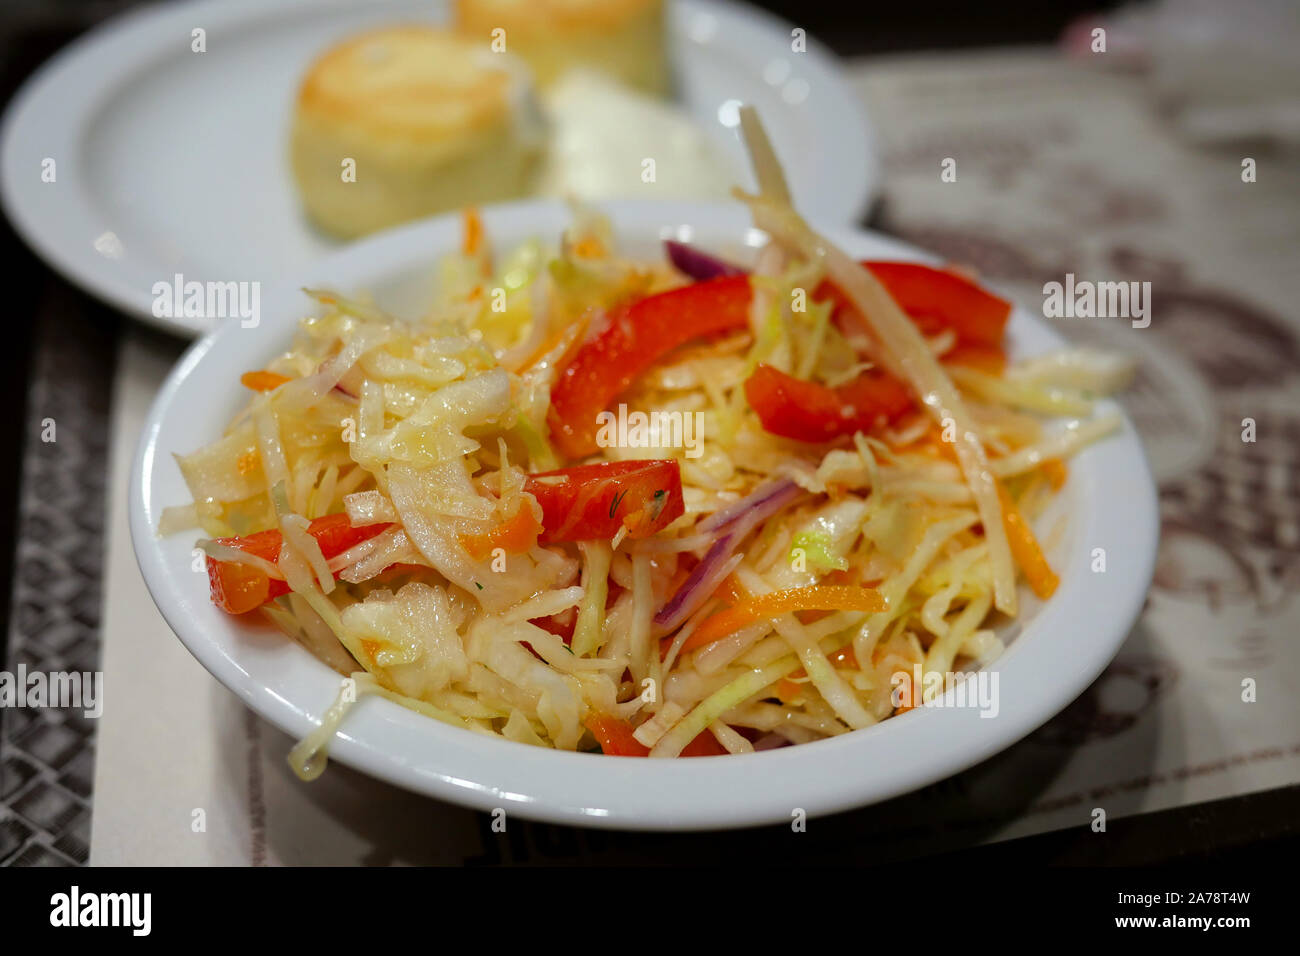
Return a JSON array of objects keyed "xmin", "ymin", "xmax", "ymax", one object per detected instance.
[
  {"xmin": 291, "ymin": 26, "xmax": 544, "ymax": 239},
  {"xmin": 455, "ymin": 0, "xmax": 669, "ymax": 96}
]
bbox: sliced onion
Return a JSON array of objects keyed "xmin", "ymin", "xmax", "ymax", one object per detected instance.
[
  {"xmin": 280, "ymin": 512, "xmax": 335, "ymax": 595},
  {"xmin": 336, "ymin": 528, "xmax": 421, "ymax": 584},
  {"xmin": 653, "ymin": 534, "xmax": 741, "ymax": 633},
  {"xmin": 653, "ymin": 479, "xmax": 805, "ymax": 633},
  {"xmin": 664, "ymin": 240, "xmax": 746, "ymax": 281},
  {"xmin": 279, "ymin": 325, "xmax": 383, "ymax": 412},
  {"xmin": 499, "ymin": 274, "xmax": 552, "ymax": 371},
  {"xmin": 198, "ymin": 539, "xmax": 285, "ymax": 580},
  {"xmin": 697, "ymin": 478, "xmax": 801, "ymax": 533}
]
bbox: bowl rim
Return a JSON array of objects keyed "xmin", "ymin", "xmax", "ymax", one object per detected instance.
[{"xmin": 129, "ymin": 198, "xmax": 1159, "ymax": 830}]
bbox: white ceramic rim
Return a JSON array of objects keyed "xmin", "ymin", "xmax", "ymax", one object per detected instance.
[
  {"xmin": 0, "ymin": 0, "xmax": 875, "ymax": 337},
  {"xmin": 130, "ymin": 199, "xmax": 1159, "ymax": 830}
]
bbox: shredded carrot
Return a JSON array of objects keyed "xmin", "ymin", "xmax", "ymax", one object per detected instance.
[
  {"xmin": 1041, "ymin": 458, "xmax": 1068, "ymax": 490},
  {"xmin": 240, "ymin": 370, "xmax": 291, "ymax": 392},
  {"xmin": 674, "ymin": 585, "xmax": 887, "ymax": 657},
  {"xmin": 776, "ymin": 677, "xmax": 803, "ymax": 703},
  {"xmin": 462, "ymin": 207, "xmax": 483, "ymax": 257},
  {"xmin": 459, "ymin": 506, "xmax": 542, "ymax": 562},
  {"xmin": 830, "ymin": 644, "xmax": 858, "ymax": 669},
  {"xmin": 798, "ymin": 568, "xmax": 862, "ymax": 623},
  {"xmin": 715, "ymin": 573, "xmax": 749, "ymax": 607},
  {"xmin": 995, "ymin": 478, "xmax": 1059, "ymax": 599}
]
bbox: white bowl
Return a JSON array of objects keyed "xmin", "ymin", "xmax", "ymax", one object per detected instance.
[{"xmin": 130, "ymin": 199, "xmax": 1159, "ymax": 830}]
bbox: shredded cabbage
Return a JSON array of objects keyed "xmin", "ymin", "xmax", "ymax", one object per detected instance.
[{"xmin": 163, "ymin": 110, "xmax": 1132, "ymax": 768}]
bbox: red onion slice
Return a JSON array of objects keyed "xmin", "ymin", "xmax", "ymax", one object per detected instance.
[
  {"xmin": 697, "ymin": 479, "xmax": 801, "ymax": 534},
  {"xmin": 653, "ymin": 532, "xmax": 739, "ymax": 633},
  {"xmin": 664, "ymin": 240, "xmax": 747, "ymax": 281},
  {"xmin": 653, "ymin": 479, "xmax": 806, "ymax": 633}
]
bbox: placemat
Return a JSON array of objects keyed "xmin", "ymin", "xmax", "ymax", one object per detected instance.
[
  {"xmin": 0, "ymin": 289, "xmax": 118, "ymax": 866},
  {"xmin": 75, "ymin": 48, "xmax": 1300, "ymax": 864}
]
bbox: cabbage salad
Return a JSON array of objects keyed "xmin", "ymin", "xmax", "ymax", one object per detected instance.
[{"xmin": 163, "ymin": 108, "xmax": 1133, "ymax": 772}]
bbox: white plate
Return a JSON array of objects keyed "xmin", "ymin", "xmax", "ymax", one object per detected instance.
[
  {"xmin": 0, "ymin": 0, "xmax": 875, "ymax": 337},
  {"xmin": 130, "ymin": 199, "xmax": 1159, "ymax": 831}
]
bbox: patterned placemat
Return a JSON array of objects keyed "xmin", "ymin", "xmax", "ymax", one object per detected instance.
[
  {"xmin": 0, "ymin": 288, "xmax": 119, "ymax": 866},
  {"xmin": 4, "ymin": 34, "xmax": 1298, "ymax": 865}
]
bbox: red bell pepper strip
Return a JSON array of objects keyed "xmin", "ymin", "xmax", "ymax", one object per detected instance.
[
  {"xmin": 524, "ymin": 459, "xmax": 684, "ymax": 544},
  {"xmin": 548, "ymin": 265, "xmax": 1006, "ymax": 458},
  {"xmin": 583, "ymin": 714, "xmax": 729, "ymax": 757},
  {"xmin": 207, "ymin": 513, "xmax": 392, "ymax": 614},
  {"xmin": 549, "ymin": 276, "xmax": 752, "ymax": 459},
  {"xmin": 209, "ymin": 461, "xmax": 683, "ymax": 613},
  {"xmin": 583, "ymin": 715, "xmax": 649, "ymax": 756},
  {"xmin": 819, "ymin": 261, "xmax": 1011, "ymax": 348},
  {"xmin": 679, "ymin": 730, "xmax": 729, "ymax": 757},
  {"xmin": 743, "ymin": 362, "xmax": 914, "ymax": 442}
]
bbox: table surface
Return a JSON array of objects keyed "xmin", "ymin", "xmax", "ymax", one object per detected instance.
[{"xmin": 1, "ymin": 0, "xmax": 1298, "ymax": 867}]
